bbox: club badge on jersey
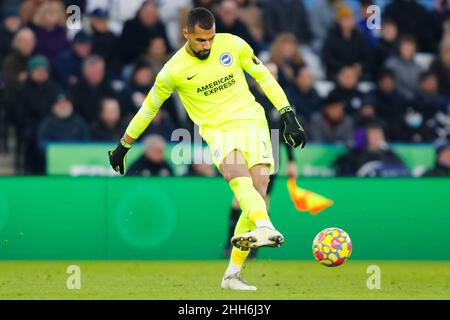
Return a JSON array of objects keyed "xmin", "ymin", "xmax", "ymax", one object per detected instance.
[{"xmin": 220, "ymin": 53, "xmax": 233, "ymax": 66}]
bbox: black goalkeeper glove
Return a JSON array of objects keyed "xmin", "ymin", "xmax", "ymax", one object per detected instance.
[
  {"xmin": 108, "ymin": 139, "xmax": 131, "ymax": 175},
  {"xmin": 280, "ymin": 106, "xmax": 307, "ymax": 148}
]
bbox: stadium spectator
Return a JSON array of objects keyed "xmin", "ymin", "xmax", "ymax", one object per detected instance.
[
  {"xmin": 371, "ymin": 69, "xmax": 407, "ymax": 140},
  {"xmin": 309, "ymin": 91, "xmax": 354, "ymax": 144},
  {"xmin": 429, "ymin": 36, "xmax": 450, "ymax": 97},
  {"xmin": 328, "ymin": 65, "xmax": 364, "ymax": 116},
  {"xmin": 322, "ymin": 4, "xmax": 371, "ymax": 80},
  {"xmin": 286, "ymin": 65, "xmax": 322, "ymax": 121},
  {"xmin": 261, "ymin": 0, "xmax": 312, "ymax": 45},
  {"xmin": 234, "ymin": 0, "xmax": 264, "ymax": 51},
  {"xmin": 2, "ymin": 28, "xmax": 35, "ymax": 98},
  {"xmin": 90, "ymin": 98, "xmax": 125, "ymax": 141},
  {"xmin": 434, "ymin": 0, "xmax": 450, "ymax": 32},
  {"xmin": 156, "ymin": 0, "xmax": 192, "ymax": 50},
  {"xmin": 334, "ymin": 122, "xmax": 409, "ymax": 177},
  {"xmin": 0, "ymin": 8, "xmax": 22, "ymax": 64},
  {"xmin": 383, "ymin": 0, "xmax": 437, "ymax": 53},
  {"xmin": 374, "ymin": 18, "xmax": 399, "ymax": 67},
  {"xmin": 119, "ymin": 0, "xmax": 172, "ymax": 65},
  {"xmin": 20, "ymin": 0, "xmax": 50, "ymax": 25},
  {"xmin": 354, "ymin": 97, "xmax": 381, "ymax": 130},
  {"xmin": 14, "ymin": 55, "xmax": 60, "ymax": 173},
  {"xmin": 427, "ymin": 102, "xmax": 450, "ymax": 141},
  {"xmin": 31, "ymin": 1, "xmax": 70, "ymax": 64},
  {"xmin": 37, "ymin": 92, "xmax": 89, "ymax": 149},
  {"xmin": 309, "ymin": 0, "xmax": 341, "ymax": 53},
  {"xmin": 120, "ymin": 60, "xmax": 181, "ymax": 129},
  {"xmin": 395, "ymin": 107, "xmax": 434, "ymax": 143},
  {"xmin": 88, "ymin": 8, "xmax": 120, "ymax": 76},
  {"xmin": 423, "ymin": 141, "xmax": 450, "ymax": 177},
  {"xmin": 54, "ymin": 31, "xmax": 93, "ymax": 89},
  {"xmin": 415, "ymin": 71, "xmax": 447, "ymax": 120},
  {"xmin": 215, "ymin": 0, "xmax": 258, "ymax": 54},
  {"xmin": 141, "ymin": 36, "xmax": 170, "ymax": 75},
  {"xmin": 71, "ymin": 55, "xmax": 117, "ymax": 125},
  {"xmin": 269, "ymin": 32, "xmax": 304, "ymax": 88},
  {"xmin": 385, "ymin": 35, "xmax": 423, "ymax": 101},
  {"xmin": 120, "ymin": 60, "xmax": 153, "ymax": 116},
  {"xmin": 126, "ymin": 134, "xmax": 173, "ymax": 176}
]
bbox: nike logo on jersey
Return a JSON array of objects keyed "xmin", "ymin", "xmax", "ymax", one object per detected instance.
[{"xmin": 187, "ymin": 74, "xmax": 198, "ymax": 80}]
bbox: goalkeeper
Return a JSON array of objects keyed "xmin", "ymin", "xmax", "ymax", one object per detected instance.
[{"xmin": 108, "ymin": 8, "xmax": 306, "ymax": 291}]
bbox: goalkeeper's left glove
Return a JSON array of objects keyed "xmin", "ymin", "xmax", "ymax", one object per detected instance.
[
  {"xmin": 280, "ymin": 106, "xmax": 307, "ymax": 148},
  {"xmin": 108, "ymin": 139, "xmax": 131, "ymax": 175}
]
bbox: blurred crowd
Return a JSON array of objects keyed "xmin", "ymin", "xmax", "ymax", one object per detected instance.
[{"xmin": 0, "ymin": 0, "xmax": 449, "ymax": 177}]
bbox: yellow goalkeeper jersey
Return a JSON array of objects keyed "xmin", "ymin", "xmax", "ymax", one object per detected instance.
[{"xmin": 126, "ymin": 33, "xmax": 290, "ymax": 139}]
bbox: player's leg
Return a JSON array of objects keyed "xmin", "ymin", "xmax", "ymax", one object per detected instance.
[
  {"xmin": 222, "ymin": 198, "xmax": 240, "ymax": 257},
  {"xmin": 220, "ymin": 150, "xmax": 256, "ymax": 290},
  {"xmin": 221, "ymin": 151, "xmax": 283, "ymax": 250}
]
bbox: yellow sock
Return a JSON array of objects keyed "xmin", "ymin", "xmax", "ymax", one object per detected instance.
[
  {"xmin": 229, "ymin": 177, "xmax": 273, "ymax": 229},
  {"xmin": 230, "ymin": 247, "xmax": 249, "ymax": 265}
]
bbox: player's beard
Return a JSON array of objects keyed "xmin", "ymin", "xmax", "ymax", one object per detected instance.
[
  {"xmin": 195, "ymin": 50, "xmax": 211, "ymax": 60},
  {"xmin": 190, "ymin": 45, "xmax": 211, "ymax": 60}
]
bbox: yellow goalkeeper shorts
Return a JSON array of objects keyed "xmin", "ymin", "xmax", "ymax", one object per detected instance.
[{"xmin": 201, "ymin": 118, "xmax": 275, "ymax": 174}]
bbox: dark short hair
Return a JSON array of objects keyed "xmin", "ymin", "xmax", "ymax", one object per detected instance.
[
  {"xmin": 186, "ymin": 7, "xmax": 215, "ymax": 32},
  {"xmin": 376, "ymin": 68, "xmax": 395, "ymax": 82},
  {"xmin": 419, "ymin": 70, "xmax": 437, "ymax": 82}
]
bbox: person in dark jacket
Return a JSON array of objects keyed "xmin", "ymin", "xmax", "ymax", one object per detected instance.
[
  {"xmin": 309, "ymin": 91, "xmax": 355, "ymax": 144},
  {"xmin": 71, "ymin": 55, "xmax": 117, "ymax": 125},
  {"xmin": 334, "ymin": 122, "xmax": 409, "ymax": 177},
  {"xmin": 429, "ymin": 37, "xmax": 450, "ymax": 98},
  {"xmin": 371, "ymin": 69, "xmax": 408, "ymax": 140},
  {"xmin": 215, "ymin": 0, "xmax": 259, "ymax": 54},
  {"xmin": 2, "ymin": 28, "xmax": 35, "ymax": 98},
  {"xmin": 14, "ymin": 55, "xmax": 61, "ymax": 173},
  {"xmin": 415, "ymin": 71, "xmax": 447, "ymax": 121},
  {"xmin": 53, "ymin": 31, "xmax": 93, "ymax": 88},
  {"xmin": 395, "ymin": 107, "xmax": 434, "ymax": 143},
  {"xmin": 90, "ymin": 97, "xmax": 126, "ymax": 141},
  {"xmin": 328, "ymin": 64, "xmax": 364, "ymax": 116},
  {"xmin": 322, "ymin": 5, "xmax": 371, "ymax": 80},
  {"xmin": 383, "ymin": 0, "xmax": 438, "ymax": 53},
  {"xmin": 119, "ymin": 0, "xmax": 172, "ymax": 65},
  {"xmin": 261, "ymin": 0, "xmax": 312, "ymax": 44},
  {"xmin": 88, "ymin": 8, "xmax": 120, "ymax": 76},
  {"xmin": 423, "ymin": 142, "xmax": 450, "ymax": 177},
  {"xmin": 286, "ymin": 65, "xmax": 323, "ymax": 121},
  {"xmin": 37, "ymin": 92, "xmax": 89, "ymax": 148},
  {"xmin": 126, "ymin": 134, "xmax": 173, "ymax": 177},
  {"xmin": 0, "ymin": 8, "xmax": 22, "ymax": 64}
]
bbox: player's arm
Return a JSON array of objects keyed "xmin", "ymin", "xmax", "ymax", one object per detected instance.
[
  {"xmin": 237, "ymin": 36, "xmax": 307, "ymax": 149},
  {"xmin": 108, "ymin": 66, "xmax": 175, "ymax": 175}
]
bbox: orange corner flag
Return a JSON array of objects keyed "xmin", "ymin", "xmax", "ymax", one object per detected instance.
[{"xmin": 287, "ymin": 178, "xmax": 334, "ymax": 215}]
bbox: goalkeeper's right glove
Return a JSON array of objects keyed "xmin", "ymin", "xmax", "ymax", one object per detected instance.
[{"xmin": 108, "ymin": 139, "xmax": 131, "ymax": 175}]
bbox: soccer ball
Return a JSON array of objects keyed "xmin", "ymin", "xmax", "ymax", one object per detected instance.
[{"xmin": 312, "ymin": 227, "xmax": 352, "ymax": 267}]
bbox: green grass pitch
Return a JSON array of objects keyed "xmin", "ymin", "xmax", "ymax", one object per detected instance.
[{"xmin": 0, "ymin": 261, "xmax": 449, "ymax": 299}]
